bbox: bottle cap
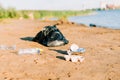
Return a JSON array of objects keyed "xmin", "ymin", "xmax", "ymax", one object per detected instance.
[{"xmin": 36, "ymin": 48, "xmax": 43, "ymax": 54}]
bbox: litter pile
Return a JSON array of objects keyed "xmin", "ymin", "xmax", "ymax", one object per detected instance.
[
  {"xmin": 0, "ymin": 25, "xmax": 85, "ymax": 63},
  {"xmin": 64, "ymin": 44, "xmax": 85, "ymax": 62}
]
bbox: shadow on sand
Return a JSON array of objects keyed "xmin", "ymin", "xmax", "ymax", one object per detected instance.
[
  {"xmin": 20, "ymin": 37, "xmax": 34, "ymax": 41},
  {"xmin": 49, "ymin": 49, "xmax": 67, "ymax": 60},
  {"xmin": 49, "ymin": 49, "xmax": 67, "ymax": 55},
  {"xmin": 56, "ymin": 56, "xmax": 65, "ymax": 60}
]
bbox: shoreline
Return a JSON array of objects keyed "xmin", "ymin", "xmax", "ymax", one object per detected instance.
[{"xmin": 68, "ymin": 9, "xmax": 120, "ymax": 30}]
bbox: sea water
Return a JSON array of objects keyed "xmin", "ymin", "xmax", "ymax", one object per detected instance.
[{"xmin": 68, "ymin": 10, "xmax": 120, "ymax": 29}]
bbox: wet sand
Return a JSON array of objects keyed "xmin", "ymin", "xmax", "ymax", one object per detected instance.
[{"xmin": 0, "ymin": 19, "xmax": 120, "ymax": 80}]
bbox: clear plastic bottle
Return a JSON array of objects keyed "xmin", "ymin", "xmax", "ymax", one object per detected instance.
[
  {"xmin": 18, "ymin": 48, "xmax": 43, "ymax": 55},
  {"xmin": 0, "ymin": 45, "xmax": 16, "ymax": 50}
]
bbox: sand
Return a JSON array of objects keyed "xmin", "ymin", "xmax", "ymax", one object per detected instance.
[{"xmin": 0, "ymin": 19, "xmax": 120, "ymax": 80}]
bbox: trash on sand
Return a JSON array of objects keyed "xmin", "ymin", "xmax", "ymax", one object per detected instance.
[
  {"xmin": 67, "ymin": 44, "xmax": 85, "ymax": 55},
  {"xmin": 64, "ymin": 44, "xmax": 85, "ymax": 62},
  {"xmin": 32, "ymin": 25, "xmax": 69, "ymax": 47},
  {"xmin": 0, "ymin": 45, "xmax": 16, "ymax": 50},
  {"xmin": 18, "ymin": 48, "xmax": 43, "ymax": 55},
  {"xmin": 64, "ymin": 55, "xmax": 85, "ymax": 62}
]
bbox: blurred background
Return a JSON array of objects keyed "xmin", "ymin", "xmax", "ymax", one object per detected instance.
[{"xmin": 0, "ymin": 0, "xmax": 120, "ymax": 25}]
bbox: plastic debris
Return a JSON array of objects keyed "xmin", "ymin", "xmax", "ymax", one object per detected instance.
[
  {"xmin": 0, "ymin": 45, "xmax": 16, "ymax": 50},
  {"xmin": 64, "ymin": 55, "xmax": 85, "ymax": 62},
  {"xmin": 18, "ymin": 48, "xmax": 43, "ymax": 55},
  {"xmin": 67, "ymin": 44, "xmax": 85, "ymax": 55}
]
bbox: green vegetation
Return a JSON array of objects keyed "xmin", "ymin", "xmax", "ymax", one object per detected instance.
[
  {"xmin": 33, "ymin": 10, "xmax": 93, "ymax": 19},
  {"xmin": 0, "ymin": 6, "xmax": 94, "ymax": 20}
]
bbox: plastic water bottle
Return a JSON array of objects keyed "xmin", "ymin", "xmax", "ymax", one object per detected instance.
[
  {"xmin": 0, "ymin": 45, "xmax": 16, "ymax": 50},
  {"xmin": 18, "ymin": 48, "xmax": 43, "ymax": 55}
]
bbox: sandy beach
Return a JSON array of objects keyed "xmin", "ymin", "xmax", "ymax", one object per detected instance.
[{"xmin": 0, "ymin": 19, "xmax": 120, "ymax": 80}]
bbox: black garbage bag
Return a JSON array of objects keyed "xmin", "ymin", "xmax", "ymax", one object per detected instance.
[{"xmin": 32, "ymin": 25, "xmax": 69, "ymax": 47}]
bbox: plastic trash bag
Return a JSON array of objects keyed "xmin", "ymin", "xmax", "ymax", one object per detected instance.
[{"xmin": 33, "ymin": 25, "xmax": 69, "ymax": 47}]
